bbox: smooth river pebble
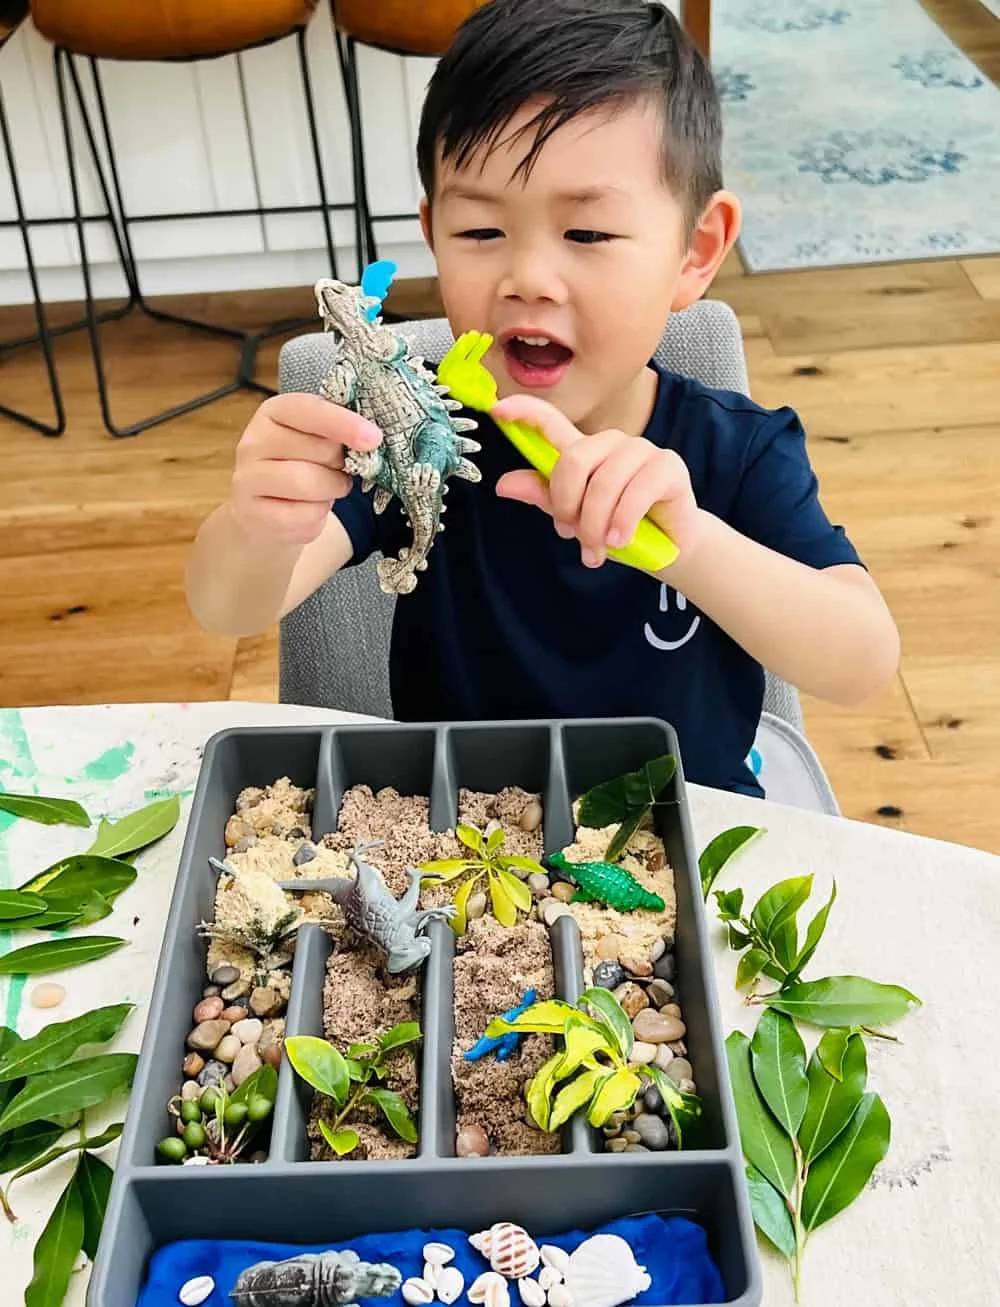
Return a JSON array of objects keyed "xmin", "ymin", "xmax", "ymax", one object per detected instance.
[
  {"xmin": 30, "ymin": 983, "xmax": 65, "ymax": 1009},
  {"xmin": 632, "ymin": 1009, "xmax": 686, "ymax": 1043}
]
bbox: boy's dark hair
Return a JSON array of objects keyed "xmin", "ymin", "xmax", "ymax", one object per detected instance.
[{"xmin": 416, "ymin": 0, "xmax": 722, "ymax": 231}]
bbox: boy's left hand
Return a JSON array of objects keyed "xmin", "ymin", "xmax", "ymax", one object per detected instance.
[{"xmin": 490, "ymin": 393, "xmax": 702, "ymax": 569}]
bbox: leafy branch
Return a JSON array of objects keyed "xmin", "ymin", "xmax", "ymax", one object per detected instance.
[
  {"xmin": 284, "ymin": 1021, "xmax": 422, "ymax": 1156},
  {"xmin": 576, "ymin": 754, "xmax": 676, "ymax": 861},
  {"xmin": 418, "ymin": 823, "xmax": 542, "ymax": 933}
]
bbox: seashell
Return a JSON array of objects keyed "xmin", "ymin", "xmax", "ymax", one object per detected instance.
[
  {"xmin": 436, "ymin": 1266, "xmax": 465, "ymax": 1304},
  {"xmin": 469, "ymin": 1223, "xmax": 541, "ymax": 1279},
  {"xmin": 424, "ymin": 1263, "xmax": 440, "ymax": 1290},
  {"xmin": 564, "ymin": 1235, "xmax": 651, "ymax": 1307},
  {"xmin": 403, "ymin": 1278, "xmax": 435, "ymax": 1305},
  {"xmin": 179, "ymin": 1276, "xmax": 215, "ymax": 1307},
  {"xmin": 547, "ymin": 1285, "xmax": 574, "ymax": 1307},
  {"xmin": 423, "ymin": 1243, "xmax": 456, "ymax": 1268},
  {"xmin": 469, "ymin": 1272, "xmax": 509, "ymax": 1307},
  {"xmin": 518, "ymin": 1277, "xmax": 547, "ymax": 1307},
  {"xmin": 539, "ymin": 1268, "xmax": 563, "ymax": 1293},
  {"xmin": 539, "ymin": 1247, "xmax": 570, "ymax": 1279}
]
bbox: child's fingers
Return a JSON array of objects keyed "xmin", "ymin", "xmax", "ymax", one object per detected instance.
[
  {"xmin": 546, "ymin": 430, "xmax": 622, "ymax": 533},
  {"xmin": 494, "ymin": 468, "xmax": 553, "ymax": 514},
  {"xmin": 577, "ymin": 440, "xmax": 654, "ymax": 553},
  {"xmin": 607, "ymin": 452, "xmax": 691, "ymax": 547},
  {"xmin": 490, "ymin": 393, "xmax": 585, "ymax": 453},
  {"xmin": 259, "ymin": 393, "xmax": 382, "ymax": 454}
]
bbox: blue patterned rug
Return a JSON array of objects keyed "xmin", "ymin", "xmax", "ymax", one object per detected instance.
[{"xmin": 715, "ymin": 0, "xmax": 1000, "ymax": 270}]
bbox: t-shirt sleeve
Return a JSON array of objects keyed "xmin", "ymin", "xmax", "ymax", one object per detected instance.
[
  {"xmin": 331, "ymin": 481, "xmax": 377, "ymax": 567},
  {"xmin": 728, "ymin": 407, "xmax": 865, "ymax": 571}
]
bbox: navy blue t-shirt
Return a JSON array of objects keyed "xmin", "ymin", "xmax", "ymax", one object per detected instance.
[{"xmin": 332, "ymin": 359, "xmax": 862, "ymax": 797}]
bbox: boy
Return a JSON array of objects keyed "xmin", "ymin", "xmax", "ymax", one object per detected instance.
[{"xmin": 186, "ymin": 0, "xmax": 899, "ymax": 797}]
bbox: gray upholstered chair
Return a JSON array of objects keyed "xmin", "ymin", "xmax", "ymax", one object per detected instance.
[{"xmin": 276, "ymin": 300, "xmax": 840, "ymax": 815}]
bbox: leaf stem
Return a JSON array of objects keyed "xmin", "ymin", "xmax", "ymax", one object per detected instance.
[
  {"xmin": 330, "ymin": 1077, "xmax": 370, "ymax": 1134},
  {"xmin": 790, "ymin": 1138, "xmax": 808, "ymax": 1302}
]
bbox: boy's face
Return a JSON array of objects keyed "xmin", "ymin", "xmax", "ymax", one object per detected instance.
[{"xmin": 421, "ymin": 98, "xmax": 738, "ymax": 435}]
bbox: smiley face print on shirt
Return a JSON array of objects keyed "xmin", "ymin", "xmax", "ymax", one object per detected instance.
[{"xmin": 643, "ymin": 583, "xmax": 701, "ymax": 652}]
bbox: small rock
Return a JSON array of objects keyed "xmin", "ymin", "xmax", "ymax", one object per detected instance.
[
  {"xmin": 197, "ymin": 1059, "xmax": 227, "ymax": 1087},
  {"xmin": 596, "ymin": 933, "xmax": 627, "ymax": 961},
  {"xmin": 619, "ymin": 952, "xmax": 653, "ymax": 978},
  {"xmin": 193, "ymin": 996, "xmax": 224, "ymax": 1023},
  {"xmin": 286, "ymin": 826, "xmax": 308, "ymax": 842},
  {"xmin": 293, "ymin": 842, "xmax": 317, "ymax": 865},
  {"xmin": 527, "ymin": 873, "xmax": 550, "ymax": 896},
  {"xmin": 202, "ymin": 985, "xmax": 221, "ymax": 998},
  {"xmin": 643, "ymin": 1085, "xmax": 664, "ymax": 1115},
  {"xmin": 649, "ymin": 938, "xmax": 666, "ymax": 962},
  {"xmin": 519, "ymin": 800, "xmax": 543, "ymax": 832},
  {"xmin": 625, "ymin": 1143, "xmax": 650, "ymax": 1153},
  {"xmin": 258, "ymin": 1024, "xmax": 283, "ymax": 1069},
  {"xmin": 225, "ymin": 816, "xmax": 251, "ymax": 847},
  {"xmin": 668, "ymin": 1040, "xmax": 687, "ymax": 1056},
  {"xmin": 627, "ymin": 1040, "xmax": 657, "ymax": 1066},
  {"xmin": 605, "ymin": 1137, "xmax": 629, "ymax": 1153},
  {"xmin": 621, "ymin": 1129, "xmax": 642, "ymax": 1144},
  {"xmin": 666, "ymin": 1057, "xmax": 693, "ymax": 1083},
  {"xmin": 211, "ymin": 965, "xmax": 241, "ymax": 987},
  {"xmin": 653, "ymin": 949, "xmax": 677, "ymax": 983},
  {"xmin": 607, "ymin": 1111, "xmax": 629, "ymax": 1129},
  {"xmin": 224, "ymin": 1074, "xmax": 237, "ymax": 1093},
  {"xmin": 232, "ymin": 1017, "xmax": 263, "ymax": 1045},
  {"xmin": 551, "ymin": 882, "xmax": 576, "ymax": 903},
  {"xmin": 601, "ymin": 1120, "xmax": 622, "ymax": 1138},
  {"xmin": 30, "ymin": 983, "xmax": 65, "ymax": 1009},
  {"xmin": 678, "ymin": 1077, "xmax": 697, "ymax": 1094},
  {"xmin": 222, "ymin": 978, "xmax": 251, "ymax": 1001},
  {"xmin": 456, "ymin": 1123, "xmax": 490, "ymax": 1157},
  {"xmin": 182, "ymin": 1053, "xmax": 205, "ymax": 1078},
  {"xmin": 653, "ymin": 1045, "xmax": 675, "ymax": 1072},
  {"xmin": 181, "ymin": 1079, "xmax": 201, "ymax": 1101},
  {"xmin": 634, "ymin": 1112, "xmax": 670, "ymax": 1150},
  {"xmin": 591, "ymin": 960, "xmax": 625, "ymax": 990},
  {"xmin": 540, "ymin": 899, "xmax": 571, "ymax": 927},
  {"xmin": 214, "ymin": 1034, "xmax": 241, "ymax": 1064},
  {"xmin": 662, "ymin": 1003, "xmax": 683, "ymax": 1018},
  {"xmin": 232, "ymin": 1043, "xmax": 262, "ymax": 1087},
  {"xmin": 466, "ymin": 891, "xmax": 488, "ymax": 920},
  {"xmin": 179, "ymin": 1274, "xmax": 215, "ymax": 1306},
  {"xmin": 613, "ymin": 982, "xmax": 649, "ymax": 1020},
  {"xmin": 250, "ymin": 987, "xmax": 283, "ymax": 1018},
  {"xmin": 646, "ymin": 979, "xmax": 674, "ymax": 1008},
  {"xmin": 233, "ymin": 837, "xmax": 257, "ymax": 854},
  {"xmin": 221, "ymin": 1005, "xmax": 248, "ymax": 1023},
  {"xmin": 633, "ymin": 1009, "xmax": 686, "ymax": 1044},
  {"xmin": 187, "ymin": 1019, "xmax": 231, "ymax": 1052}
]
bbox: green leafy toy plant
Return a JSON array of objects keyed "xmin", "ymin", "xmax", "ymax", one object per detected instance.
[
  {"xmin": 419, "ymin": 823, "xmax": 543, "ymax": 933},
  {"xmin": 156, "ymin": 1066, "xmax": 277, "ymax": 1166},
  {"xmin": 486, "ymin": 988, "xmax": 703, "ymax": 1146},
  {"xmin": 284, "ymin": 1021, "xmax": 421, "ymax": 1157},
  {"xmin": 576, "ymin": 754, "xmax": 677, "ymax": 861}
]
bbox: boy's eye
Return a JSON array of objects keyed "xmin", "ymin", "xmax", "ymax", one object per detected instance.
[
  {"xmin": 456, "ymin": 228, "xmax": 503, "ymax": 241},
  {"xmin": 565, "ymin": 230, "xmax": 615, "ymax": 244}
]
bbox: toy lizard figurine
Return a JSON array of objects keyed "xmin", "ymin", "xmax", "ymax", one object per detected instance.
[
  {"xmin": 464, "ymin": 988, "xmax": 537, "ymax": 1062},
  {"xmin": 547, "ymin": 850, "xmax": 666, "ymax": 913},
  {"xmin": 313, "ymin": 262, "xmax": 482, "ymax": 595},
  {"xmin": 277, "ymin": 841, "xmax": 456, "ymax": 973}
]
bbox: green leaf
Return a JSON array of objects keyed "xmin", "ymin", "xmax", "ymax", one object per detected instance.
[
  {"xmin": 283, "ymin": 1036, "xmax": 349, "ymax": 1104},
  {"xmin": 4, "ymin": 1122, "xmax": 122, "ymax": 1190},
  {"xmin": 736, "ymin": 948, "xmax": 770, "ymax": 990},
  {"xmin": 318, "ymin": 1120, "xmax": 359, "ymax": 1156},
  {"xmin": 750, "ymin": 876, "xmax": 813, "ymax": 970},
  {"xmin": 700, "ymin": 826, "xmax": 765, "ymax": 900},
  {"xmin": 787, "ymin": 881, "xmax": 837, "ymax": 983},
  {"xmin": 605, "ymin": 808, "xmax": 648, "ymax": 863},
  {"xmin": 0, "ymin": 1003, "xmax": 134, "ymax": 1083},
  {"xmin": 69, "ymin": 890, "xmax": 114, "ymax": 927},
  {"xmin": 0, "ymin": 891, "xmax": 49, "ymax": 922},
  {"xmin": 799, "ymin": 1031, "xmax": 868, "ymax": 1165},
  {"xmin": 0, "ymin": 936, "xmax": 128, "ymax": 977},
  {"xmin": 585, "ymin": 1067, "xmax": 642, "ymax": 1125},
  {"xmin": 0, "ymin": 794, "xmax": 90, "ymax": 828},
  {"xmin": 418, "ymin": 859, "xmax": 474, "ymax": 883},
  {"xmin": 714, "ymin": 887, "xmax": 745, "ymax": 922},
  {"xmin": 555, "ymin": 1014, "xmax": 612, "ymax": 1079},
  {"xmin": 577, "ymin": 754, "xmax": 676, "ymax": 831},
  {"xmin": 728, "ymin": 925, "xmax": 751, "ymax": 951},
  {"xmin": 489, "ymin": 873, "xmax": 517, "ymax": 928},
  {"xmin": 0, "ymin": 1121, "xmax": 65, "ymax": 1175},
  {"xmin": 494, "ymin": 867, "xmax": 532, "ymax": 915},
  {"xmin": 816, "ymin": 1027, "xmax": 854, "ymax": 1081},
  {"xmin": 498, "ymin": 855, "xmax": 547, "ymax": 874},
  {"xmin": 486, "ymin": 999, "xmax": 578, "ymax": 1037},
  {"xmin": 83, "ymin": 796, "xmax": 179, "ymax": 858},
  {"xmin": 449, "ymin": 875, "xmax": 477, "ymax": 936},
  {"xmin": 377, "ymin": 1022, "xmax": 422, "ymax": 1054},
  {"xmin": 750, "ymin": 1009, "xmax": 809, "ymax": 1137},
  {"xmin": 0, "ymin": 1027, "xmax": 22, "ymax": 1118},
  {"xmin": 549, "ymin": 1068, "xmax": 608, "ymax": 1129},
  {"xmin": 579, "ymin": 986, "xmax": 633, "ymax": 1062},
  {"xmin": 24, "ymin": 1167, "xmax": 85, "ymax": 1307},
  {"xmin": 456, "ymin": 823, "xmax": 485, "ymax": 854},
  {"xmin": 230, "ymin": 1063, "xmax": 278, "ymax": 1108},
  {"xmin": 2, "ymin": 909, "xmax": 80, "ymax": 933},
  {"xmin": 0, "ymin": 1053, "xmax": 137, "ymax": 1134},
  {"xmin": 724, "ymin": 1031, "xmax": 796, "ymax": 1199},
  {"xmin": 365, "ymin": 1087, "xmax": 418, "ymax": 1143},
  {"xmin": 647, "ymin": 1064, "xmax": 704, "ymax": 1149},
  {"xmin": 764, "ymin": 975, "xmax": 921, "ymax": 1029},
  {"xmin": 485, "ymin": 827, "xmax": 505, "ymax": 856},
  {"xmin": 74, "ymin": 1149, "xmax": 114, "ymax": 1260},
  {"xmin": 19, "ymin": 854, "xmax": 137, "ymax": 903},
  {"xmin": 526, "ymin": 1052, "xmax": 563, "ymax": 1131},
  {"xmin": 802, "ymin": 1093, "xmax": 891, "ymax": 1231},
  {"xmin": 745, "ymin": 1163, "xmax": 796, "ymax": 1260}
]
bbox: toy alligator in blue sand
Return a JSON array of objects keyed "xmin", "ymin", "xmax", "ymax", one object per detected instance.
[
  {"xmin": 547, "ymin": 851, "xmax": 665, "ymax": 913},
  {"xmin": 465, "ymin": 989, "xmax": 537, "ymax": 1061}
]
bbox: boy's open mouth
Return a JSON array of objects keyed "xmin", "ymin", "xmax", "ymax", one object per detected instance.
[{"xmin": 501, "ymin": 333, "xmax": 574, "ymax": 389}]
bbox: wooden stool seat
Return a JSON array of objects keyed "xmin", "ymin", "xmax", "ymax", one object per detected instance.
[{"xmin": 333, "ymin": 0, "xmax": 486, "ymax": 57}]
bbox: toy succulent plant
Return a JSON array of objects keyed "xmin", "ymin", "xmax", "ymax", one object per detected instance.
[{"xmin": 418, "ymin": 823, "xmax": 545, "ymax": 933}]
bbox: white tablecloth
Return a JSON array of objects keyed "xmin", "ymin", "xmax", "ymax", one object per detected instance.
[{"xmin": 1, "ymin": 702, "xmax": 998, "ymax": 1307}]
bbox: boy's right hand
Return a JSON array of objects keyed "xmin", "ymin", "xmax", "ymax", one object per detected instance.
[{"xmin": 229, "ymin": 393, "xmax": 382, "ymax": 547}]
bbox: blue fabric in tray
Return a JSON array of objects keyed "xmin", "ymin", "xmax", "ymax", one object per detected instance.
[{"xmin": 137, "ymin": 1213, "xmax": 726, "ymax": 1306}]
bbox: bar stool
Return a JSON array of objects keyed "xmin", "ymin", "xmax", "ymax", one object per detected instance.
[{"xmin": 28, "ymin": 0, "xmax": 349, "ymax": 436}]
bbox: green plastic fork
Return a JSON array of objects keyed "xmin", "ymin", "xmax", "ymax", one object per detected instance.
[{"xmin": 438, "ymin": 330, "xmax": 679, "ymax": 573}]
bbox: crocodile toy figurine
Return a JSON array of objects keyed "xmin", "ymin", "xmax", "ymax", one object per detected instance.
[
  {"xmin": 231, "ymin": 1248, "xmax": 402, "ymax": 1307},
  {"xmin": 277, "ymin": 841, "xmax": 456, "ymax": 973},
  {"xmin": 547, "ymin": 850, "xmax": 666, "ymax": 913},
  {"xmin": 313, "ymin": 262, "xmax": 482, "ymax": 595},
  {"xmin": 464, "ymin": 988, "xmax": 537, "ymax": 1062}
]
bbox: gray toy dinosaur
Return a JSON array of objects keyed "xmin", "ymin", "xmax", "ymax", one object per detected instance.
[
  {"xmin": 277, "ymin": 841, "xmax": 455, "ymax": 973},
  {"xmin": 314, "ymin": 273, "xmax": 481, "ymax": 596}
]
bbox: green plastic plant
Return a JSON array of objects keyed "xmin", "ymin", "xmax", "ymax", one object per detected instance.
[
  {"xmin": 418, "ymin": 823, "xmax": 543, "ymax": 933},
  {"xmin": 576, "ymin": 754, "xmax": 677, "ymax": 861},
  {"xmin": 284, "ymin": 1021, "xmax": 421, "ymax": 1156},
  {"xmin": 486, "ymin": 988, "xmax": 703, "ymax": 1146}
]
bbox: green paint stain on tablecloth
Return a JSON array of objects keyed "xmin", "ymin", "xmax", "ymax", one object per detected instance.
[
  {"xmin": 76, "ymin": 742, "xmax": 135, "ymax": 784},
  {"xmin": 0, "ymin": 710, "xmax": 39, "ymax": 1030}
]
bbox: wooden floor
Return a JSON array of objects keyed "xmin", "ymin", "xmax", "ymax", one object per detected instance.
[{"xmin": 1, "ymin": 0, "xmax": 998, "ymax": 854}]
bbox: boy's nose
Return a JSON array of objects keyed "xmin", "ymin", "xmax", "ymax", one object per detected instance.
[{"xmin": 499, "ymin": 247, "xmax": 568, "ymax": 305}]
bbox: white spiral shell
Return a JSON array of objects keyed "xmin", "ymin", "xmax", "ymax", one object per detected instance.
[
  {"xmin": 469, "ymin": 1223, "xmax": 541, "ymax": 1279},
  {"xmin": 564, "ymin": 1235, "xmax": 651, "ymax": 1307}
]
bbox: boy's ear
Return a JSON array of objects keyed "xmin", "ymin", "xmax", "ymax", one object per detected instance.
[
  {"xmin": 670, "ymin": 190, "xmax": 742, "ymax": 311},
  {"xmin": 419, "ymin": 197, "xmax": 434, "ymax": 252}
]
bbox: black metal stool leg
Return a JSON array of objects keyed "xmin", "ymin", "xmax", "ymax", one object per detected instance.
[{"xmin": 336, "ymin": 31, "xmax": 377, "ymax": 279}]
